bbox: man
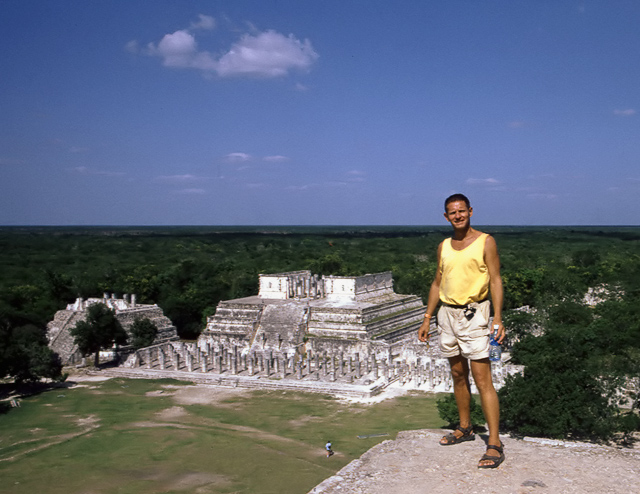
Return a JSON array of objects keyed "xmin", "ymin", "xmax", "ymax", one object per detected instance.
[
  {"xmin": 418, "ymin": 193, "xmax": 506, "ymax": 469},
  {"xmin": 325, "ymin": 440, "xmax": 334, "ymax": 457}
]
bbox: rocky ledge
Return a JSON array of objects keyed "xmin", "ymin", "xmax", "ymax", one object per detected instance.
[{"xmin": 310, "ymin": 429, "xmax": 640, "ymax": 494}]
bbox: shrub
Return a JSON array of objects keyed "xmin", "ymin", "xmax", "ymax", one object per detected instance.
[{"xmin": 436, "ymin": 393, "xmax": 486, "ymax": 429}]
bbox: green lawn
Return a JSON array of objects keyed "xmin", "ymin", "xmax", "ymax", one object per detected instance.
[{"xmin": 0, "ymin": 378, "xmax": 446, "ymax": 494}]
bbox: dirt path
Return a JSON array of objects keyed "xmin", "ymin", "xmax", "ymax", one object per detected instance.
[{"xmin": 310, "ymin": 429, "xmax": 640, "ymax": 494}]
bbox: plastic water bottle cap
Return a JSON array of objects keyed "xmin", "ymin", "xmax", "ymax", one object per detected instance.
[{"xmin": 493, "ymin": 324, "xmax": 500, "ymax": 330}]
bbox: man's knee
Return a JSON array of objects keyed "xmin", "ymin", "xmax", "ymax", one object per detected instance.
[
  {"xmin": 448, "ymin": 356, "xmax": 469, "ymax": 380},
  {"xmin": 450, "ymin": 366, "xmax": 469, "ymax": 382},
  {"xmin": 470, "ymin": 359, "xmax": 495, "ymax": 391}
]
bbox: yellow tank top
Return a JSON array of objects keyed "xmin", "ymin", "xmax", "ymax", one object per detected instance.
[{"xmin": 439, "ymin": 233, "xmax": 489, "ymax": 305}]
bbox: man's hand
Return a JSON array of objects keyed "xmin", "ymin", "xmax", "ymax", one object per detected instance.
[
  {"xmin": 491, "ymin": 321, "xmax": 506, "ymax": 344},
  {"xmin": 418, "ymin": 317, "xmax": 431, "ymax": 342}
]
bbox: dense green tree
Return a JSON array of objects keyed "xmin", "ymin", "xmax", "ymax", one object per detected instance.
[
  {"xmin": 500, "ymin": 298, "xmax": 640, "ymax": 440},
  {"xmin": 70, "ymin": 303, "xmax": 128, "ymax": 367},
  {"xmin": 501, "ymin": 309, "xmax": 539, "ymax": 347},
  {"xmin": 0, "ymin": 314, "xmax": 62, "ymax": 383},
  {"xmin": 547, "ymin": 300, "xmax": 592, "ymax": 327},
  {"xmin": 129, "ymin": 317, "xmax": 158, "ymax": 350},
  {"xmin": 499, "ymin": 328, "xmax": 616, "ymax": 439}
]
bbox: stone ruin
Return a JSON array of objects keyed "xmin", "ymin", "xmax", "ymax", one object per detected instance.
[
  {"xmin": 201, "ymin": 270, "xmax": 424, "ymax": 362},
  {"xmin": 47, "ymin": 293, "xmax": 179, "ymax": 365},
  {"xmin": 115, "ymin": 271, "xmax": 523, "ymax": 397}
]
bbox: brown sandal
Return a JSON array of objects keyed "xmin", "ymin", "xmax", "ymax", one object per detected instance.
[
  {"xmin": 440, "ymin": 425, "xmax": 475, "ymax": 445},
  {"xmin": 478, "ymin": 443, "xmax": 505, "ymax": 469}
]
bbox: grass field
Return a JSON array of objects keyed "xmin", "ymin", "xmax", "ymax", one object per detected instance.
[{"xmin": 0, "ymin": 378, "xmax": 446, "ymax": 494}]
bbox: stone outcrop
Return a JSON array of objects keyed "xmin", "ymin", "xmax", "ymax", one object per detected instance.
[{"xmin": 309, "ymin": 429, "xmax": 640, "ymax": 494}]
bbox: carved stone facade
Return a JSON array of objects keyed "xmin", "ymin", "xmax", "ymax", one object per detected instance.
[
  {"xmin": 199, "ymin": 271, "xmax": 425, "ymax": 362},
  {"xmin": 47, "ymin": 293, "xmax": 179, "ymax": 365},
  {"xmin": 51, "ymin": 275, "xmax": 523, "ymax": 397}
]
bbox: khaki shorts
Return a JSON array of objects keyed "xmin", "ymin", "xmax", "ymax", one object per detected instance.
[{"xmin": 437, "ymin": 300, "xmax": 491, "ymax": 360}]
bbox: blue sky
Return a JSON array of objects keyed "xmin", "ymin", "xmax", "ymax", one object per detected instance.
[{"xmin": 1, "ymin": 1, "xmax": 639, "ymax": 226}]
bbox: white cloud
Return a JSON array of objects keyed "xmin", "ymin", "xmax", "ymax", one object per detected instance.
[
  {"xmin": 217, "ymin": 30, "xmax": 318, "ymax": 78},
  {"xmin": 466, "ymin": 178, "xmax": 500, "ymax": 185},
  {"xmin": 125, "ymin": 40, "xmax": 140, "ymax": 53},
  {"xmin": 148, "ymin": 30, "xmax": 217, "ymax": 70},
  {"xmin": 613, "ymin": 109, "xmax": 636, "ymax": 116},
  {"xmin": 142, "ymin": 16, "xmax": 318, "ymax": 78},
  {"xmin": 286, "ymin": 184, "xmax": 317, "ymax": 191},
  {"xmin": 72, "ymin": 166, "xmax": 125, "ymax": 177},
  {"xmin": 225, "ymin": 152, "xmax": 252, "ymax": 163},
  {"xmin": 155, "ymin": 174, "xmax": 201, "ymax": 183},
  {"xmin": 174, "ymin": 188, "xmax": 206, "ymax": 195},
  {"xmin": 190, "ymin": 14, "xmax": 215, "ymax": 31},
  {"xmin": 263, "ymin": 155, "xmax": 289, "ymax": 162}
]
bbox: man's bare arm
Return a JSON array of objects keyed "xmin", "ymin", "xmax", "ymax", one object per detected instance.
[
  {"xmin": 418, "ymin": 243, "xmax": 443, "ymax": 342},
  {"xmin": 484, "ymin": 235, "xmax": 505, "ymax": 344}
]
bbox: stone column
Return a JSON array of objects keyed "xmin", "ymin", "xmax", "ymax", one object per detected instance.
[
  {"xmin": 264, "ymin": 355, "xmax": 271, "ymax": 376},
  {"xmin": 296, "ymin": 361, "xmax": 303, "ymax": 380},
  {"xmin": 174, "ymin": 354, "xmax": 181, "ymax": 371},
  {"xmin": 158, "ymin": 350, "xmax": 165, "ymax": 370},
  {"xmin": 201, "ymin": 354, "xmax": 208, "ymax": 373},
  {"xmin": 231, "ymin": 355, "xmax": 238, "ymax": 375}
]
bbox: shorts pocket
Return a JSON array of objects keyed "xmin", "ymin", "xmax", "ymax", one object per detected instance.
[{"xmin": 473, "ymin": 310, "xmax": 488, "ymax": 329}]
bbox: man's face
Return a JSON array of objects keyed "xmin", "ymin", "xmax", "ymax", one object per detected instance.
[{"xmin": 444, "ymin": 200, "xmax": 473, "ymax": 229}]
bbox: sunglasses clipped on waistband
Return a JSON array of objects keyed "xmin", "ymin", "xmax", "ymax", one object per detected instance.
[{"xmin": 463, "ymin": 307, "xmax": 476, "ymax": 321}]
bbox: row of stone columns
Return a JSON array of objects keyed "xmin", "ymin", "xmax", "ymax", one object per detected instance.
[{"xmin": 132, "ymin": 344, "xmax": 509, "ymax": 389}]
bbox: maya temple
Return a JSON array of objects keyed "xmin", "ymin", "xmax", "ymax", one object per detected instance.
[{"xmin": 47, "ymin": 271, "xmax": 521, "ymax": 397}]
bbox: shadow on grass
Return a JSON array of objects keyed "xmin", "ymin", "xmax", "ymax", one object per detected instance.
[{"xmin": 0, "ymin": 378, "xmax": 75, "ymax": 402}]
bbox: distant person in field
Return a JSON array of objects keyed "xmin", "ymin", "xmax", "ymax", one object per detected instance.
[
  {"xmin": 418, "ymin": 193, "xmax": 506, "ymax": 469},
  {"xmin": 325, "ymin": 440, "xmax": 334, "ymax": 457}
]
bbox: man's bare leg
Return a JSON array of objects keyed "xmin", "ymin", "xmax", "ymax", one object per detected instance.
[
  {"xmin": 440, "ymin": 355, "xmax": 473, "ymax": 444},
  {"xmin": 470, "ymin": 358, "xmax": 502, "ymax": 465}
]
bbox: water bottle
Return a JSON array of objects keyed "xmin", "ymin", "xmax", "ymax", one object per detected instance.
[{"xmin": 489, "ymin": 324, "xmax": 501, "ymax": 362}]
